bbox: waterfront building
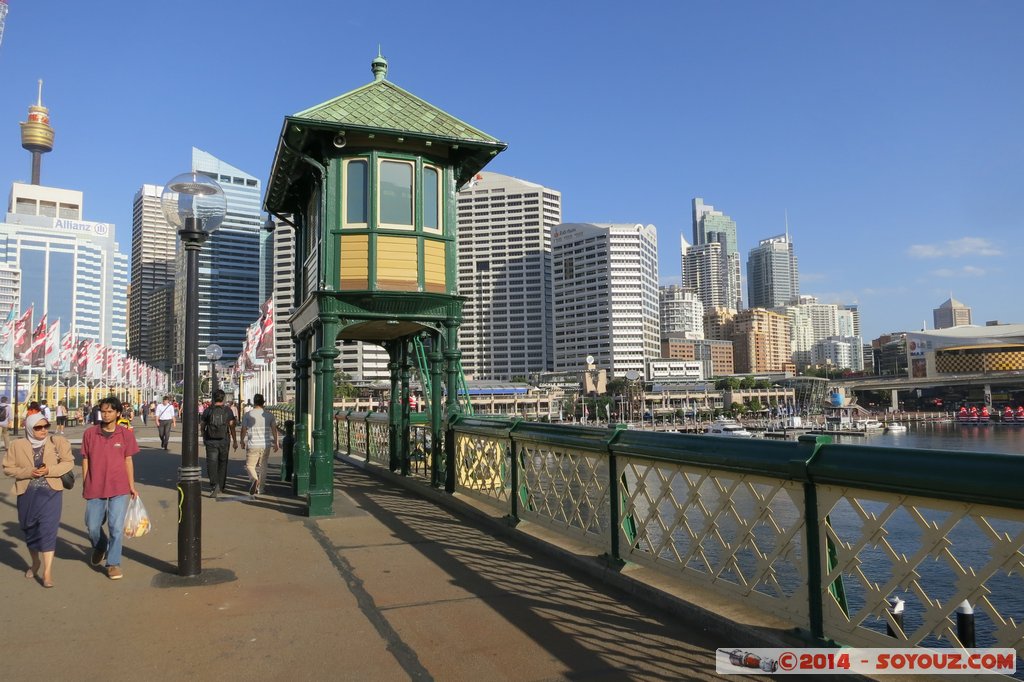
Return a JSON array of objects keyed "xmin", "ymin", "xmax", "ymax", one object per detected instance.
[
  {"xmin": 174, "ymin": 148, "xmax": 262, "ymax": 367},
  {"xmin": 659, "ymin": 284, "xmax": 704, "ymax": 338},
  {"xmin": 726, "ymin": 307, "xmax": 792, "ymax": 374},
  {"xmin": 811, "ymin": 336, "xmax": 865, "ymax": 372},
  {"xmin": 661, "ymin": 333, "xmax": 733, "ymax": 378},
  {"xmin": 873, "ymin": 333, "xmax": 908, "ymax": 377},
  {"xmin": 2, "ymin": 182, "xmax": 127, "ymax": 351},
  {"xmin": 128, "ymin": 184, "xmax": 177, "ymax": 370},
  {"xmin": 746, "ymin": 233, "xmax": 799, "ymax": 309},
  {"xmin": 553, "ymin": 223, "xmax": 659, "ymax": 379},
  {"xmin": 778, "ymin": 295, "xmax": 859, "ymax": 370},
  {"xmin": 456, "ymin": 172, "xmax": 560, "ymax": 380},
  {"xmin": 648, "ymin": 358, "xmax": 703, "ymax": 381},
  {"xmin": 933, "ymin": 297, "xmax": 972, "ymax": 329},
  {"xmin": 691, "ymin": 198, "xmax": 742, "ymax": 310},
  {"xmin": 905, "ymin": 324, "xmax": 1024, "ymax": 380}
]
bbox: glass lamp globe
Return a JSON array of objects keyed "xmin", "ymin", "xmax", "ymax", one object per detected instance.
[{"xmin": 161, "ymin": 172, "xmax": 226, "ymax": 233}]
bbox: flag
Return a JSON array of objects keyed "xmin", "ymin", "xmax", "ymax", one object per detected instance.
[
  {"xmin": 89, "ymin": 342, "xmax": 103, "ymax": 380},
  {"xmin": 245, "ymin": 322, "xmax": 261, "ymax": 369},
  {"xmin": 13, "ymin": 306, "xmax": 32, "ymax": 362},
  {"xmin": 59, "ymin": 330, "xmax": 74, "ymax": 373},
  {"xmin": 257, "ymin": 298, "xmax": 275, "ymax": 360},
  {"xmin": 45, "ymin": 319, "xmax": 60, "ymax": 372},
  {"xmin": 75, "ymin": 339, "xmax": 90, "ymax": 376},
  {"xmin": 0, "ymin": 308, "xmax": 15, "ymax": 363},
  {"xmin": 28, "ymin": 313, "xmax": 47, "ymax": 367}
]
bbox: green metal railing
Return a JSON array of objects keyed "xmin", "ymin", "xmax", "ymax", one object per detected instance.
[{"xmin": 332, "ymin": 411, "xmax": 1024, "ymax": 658}]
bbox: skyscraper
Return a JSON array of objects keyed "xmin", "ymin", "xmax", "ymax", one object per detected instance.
[
  {"xmin": 747, "ymin": 233, "xmax": 799, "ymax": 309},
  {"xmin": 659, "ymin": 284, "xmax": 704, "ymax": 338},
  {"xmin": 681, "ymin": 237, "xmax": 730, "ymax": 312},
  {"xmin": 175, "ymin": 149, "xmax": 262, "ymax": 366},
  {"xmin": 692, "ymin": 198, "xmax": 742, "ymax": 310},
  {"xmin": 553, "ymin": 223, "xmax": 659, "ymax": 379},
  {"xmin": 933, "ymin": 297, "xmax": 972, "ymax": 329},
  {"xmin": 128, "ymin": 184, "xmax": 177, "ymax": 370},
  {"xmin": 456, "ymin": 172, "xmax": 560, "ymax": 380}
]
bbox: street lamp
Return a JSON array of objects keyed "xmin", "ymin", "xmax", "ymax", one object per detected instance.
[
  {"xmin": 205, "ymin": 343, "xmax": 223, "ymax": 396},
  {"xmin": 162, "ymin": 172, "xmax": 225, "ymax": 577}
]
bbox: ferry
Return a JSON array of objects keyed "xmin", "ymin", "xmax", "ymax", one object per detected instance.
[
  {"xmin": 706, "ymin": 418, "xmax": 754, "ymax": 438},
  {"xmin": 885, "ymin": 423, "xmax": 907, "ymax": 433}
]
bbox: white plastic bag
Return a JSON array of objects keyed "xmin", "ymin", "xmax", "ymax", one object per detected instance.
[{"xmin": 124, "ymin": 495, "xmax": 151, "ymax": 538}]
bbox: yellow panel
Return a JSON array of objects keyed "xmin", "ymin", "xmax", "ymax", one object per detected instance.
[
  {"xmin": 377, "ymin": 236, "xmax": 417, "ymax": 291},
  {"xmin": 339, "ymin": 234, "xmax": 369, "ymax": 289},
  {"xmin": 424, "ymin": 240, "xmax": 446, "ymax": 292}
]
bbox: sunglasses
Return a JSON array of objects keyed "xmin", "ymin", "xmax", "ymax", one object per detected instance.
[{"xmin": 32, "ymin": 424, "xmax": 50, "ymax": 431}]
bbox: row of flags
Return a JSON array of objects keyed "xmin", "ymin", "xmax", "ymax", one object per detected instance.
[
  {"xmin": 234, "ymin": 298, "xmax": 275, "ymax": 373},
  {"xmin": 0, "ymin": 306, "xmax": 169, "ymax": 390}
]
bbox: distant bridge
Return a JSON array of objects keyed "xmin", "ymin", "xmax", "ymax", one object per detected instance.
[{"xmin": 833, "ymin": 372, "xmax": 1024, "ymax": 393}]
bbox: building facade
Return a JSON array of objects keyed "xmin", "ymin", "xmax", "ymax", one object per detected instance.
[
  {"xmin": 553, "ymin": 223, "xmax": 659, "ymax": 379},
  {"xmin": 728, "ymin": 308, "xmax": 792, "ymax": 374},
  {"xmin": 691, "ymin": 198, "xmax": 742, "ymax": 310},
  {"xmin": 661, "ymin": 334, "xmax": 734, "ymax": 378},
  {"xmin": 933, "ymin": 297, "xmax": 972, "ymax": 329},
  {"xmin": 456, "ymin": 172, "xmax": 560, "ymax": 380},
  {"xmin": 128, "ymin": 184, "xmax": 177, "ymax": 369},
  {"xmin": 2, "ymin": 182, "xmax": 127, "ymax": 351},
  {"xmin": 746, "ymin": 233, "xmax": 799, "ymax": 309},
  {"xmin": 659, "ymin": 284, "xmax": 704, "ymax": 338},
  {"xmin": 174, "ymin": 149, "xmax": 262, "ymax": 367}
]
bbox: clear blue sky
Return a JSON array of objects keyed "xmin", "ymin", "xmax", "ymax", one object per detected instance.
[{"xmin": 0, "ymin": 0, "xmax": 1020, "ymax": 341}]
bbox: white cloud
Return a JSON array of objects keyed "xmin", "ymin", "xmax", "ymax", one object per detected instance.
[
  {"xmin": 929, "ymin": 265, "xmax": 988, "ymax": 278},
  {"xmin": 908, "ymin": 237, "xmax": 1001, "ymax": 259}
]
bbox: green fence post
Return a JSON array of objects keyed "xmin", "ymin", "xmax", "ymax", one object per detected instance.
[{"xmin": 794, "ymin": 434, "xmax": 833, "ymax": 644}]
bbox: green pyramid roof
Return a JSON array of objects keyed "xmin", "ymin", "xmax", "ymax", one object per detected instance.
[{"xmin": 293, "ymin": 79, "xmax": 501, "ymax": 145}]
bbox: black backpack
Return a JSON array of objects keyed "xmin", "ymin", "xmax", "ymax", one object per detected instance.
[{"xmin": 204, "ymin": 405, "xmax": 229, "ymax": 440}]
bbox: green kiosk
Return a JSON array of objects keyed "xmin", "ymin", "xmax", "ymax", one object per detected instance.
[{"xmin": 264, "ymin": 55, "xmax": 506, "ymax": 516}]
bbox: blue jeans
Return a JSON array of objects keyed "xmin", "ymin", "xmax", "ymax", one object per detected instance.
[{"xmin": 85, "ymin": 495, "xmax": 130, "ymax": 567}]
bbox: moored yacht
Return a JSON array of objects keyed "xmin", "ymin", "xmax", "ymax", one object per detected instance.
[{"xmin": 707, "ymin": 418, "xmax": 754, "ymax": 438}]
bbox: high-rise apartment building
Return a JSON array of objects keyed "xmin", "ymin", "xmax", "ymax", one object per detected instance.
[
  {"xmin": 175, "ymin": 149, "xmax": 262, "ymax": 367},
  {"xmin": 778, "ymin": 295, "xmax": 860, "ymax": 369},
  {"xmin": 553, "ymin": 223, "xmax": 660, "ymax": 379},
  {"xmin": 659, "ymin": 284, "xmax": 704, "ymax": 338},
  {"xmin": 728, "ymin": 308, "xmax": 792, "ymax": 374},
  {"xmin": 842, "ymin": 304, "xmax": 861, "ymax": 338},
  {"xmin": 2, "ymin": 182, "xmax": 127, "ymax": 351},
  {"xmin": 661, "ymin": 334, "xmax": 733, "ymax": 378},
  {"xmin": 747, "ymin": 233, "xmax": 799, "ymax": 309},
  {"xmin": 933, "ymin": 297, "xmax": 971, "ymax": 329},
  {"xmin": 812, "ymin": 336, "xmax": 865, "ymax": 371},
  {"xmin": 128, "ymin": 184, "xmax": 177, "ymax": 370},
  {"xmin": 692, "ymin": 198, "xmax": 742, "ymax": 310},
  {"xmin": 455, "ymin": 172, "xmax": 560, "ymax": 380}
]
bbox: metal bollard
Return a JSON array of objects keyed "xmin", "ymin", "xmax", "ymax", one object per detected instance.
[
  {"xmin": 956, "ymin": 600, "xmax": 975, "ymax": 648},
  {"xmin": 886, "ymin": 596, "xmax": 905, "ymax": 637}
]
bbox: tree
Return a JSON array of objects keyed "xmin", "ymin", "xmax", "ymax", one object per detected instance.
[
  {"xmin": 333, "ymin": 372, "xmax": 358, "ymax": 400},
  {"xmin": 749, "ymin": 398, "xmax": 764, "ymax": 413},
  {"xmin": 606, "ymin": 378, "xmax": 628, "ymax": 396}
]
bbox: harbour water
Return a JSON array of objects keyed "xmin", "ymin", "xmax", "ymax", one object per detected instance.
[{"xmin": 825, "ymin": 420, "xmax": 1024, "ymax": 455}]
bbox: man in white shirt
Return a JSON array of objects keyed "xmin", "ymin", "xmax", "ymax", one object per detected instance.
[
  {"xmin": 240, "ymin": 393, "xmax": 278, "ymax": 496},
  {"xmin": 155, "ymin": 395, "xmax": 177, "ymax": 450}
]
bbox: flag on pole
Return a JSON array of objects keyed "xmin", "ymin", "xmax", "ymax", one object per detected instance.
[
  {"xmin": 89, "ymin": 341, "xmax": 103, "ymax": 380},
  {"xmin": 75, "ymin": 339, "xmax": 90, "ymax": 376},
  {"xmin": 257, "ymin": 298, "xmax": 275, "ymax": 360},
  {"xmin": 13, "ymin": 306, "xmax": 33, "ymax": 362},
  {"xmin": 0, "ymin": 308, "xmax": 15, "ymax": 363},
  {"xmin": 245, "ymin": 322, "xmax": 261, "ymax": 369},
  {"xmin": 28, "ymin": 313, "xmax": 47, "ymax": 367},
  {"xmin": 59, "ymin": 330, "xmax": 74, "ymax": 373},
  {"xmin": 45, "ymin": 319, "xmax": 60, "ymax": 372}
]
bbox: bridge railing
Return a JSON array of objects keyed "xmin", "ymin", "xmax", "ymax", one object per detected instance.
[{"xmin": 334, "ymin": 411, "xmax": 1024, "ymax": 657}]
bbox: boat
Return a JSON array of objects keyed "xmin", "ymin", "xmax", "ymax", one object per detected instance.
[
  {"xmin": 1015, "ymin": 406, "xmax": 1024, "ymax": 423},
  {"xmin": 1004, "ymin": 406, "xmax": 1015, "ymax": 422},
  {"xmin": 707, "ymin": 418, "xmax": 754, "ymax": 438},
  {"xmin": 855, "ymin": 419, "xmax": 884, "ymax": 431},
  {"xmin": 885, "ymin": 423, "xmax": 907, "ymax": 433},
  {"xmin": 980, "ymin": 406, "xmax": 991, "ymax": 424}
]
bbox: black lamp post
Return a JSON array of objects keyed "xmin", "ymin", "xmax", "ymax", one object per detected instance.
[
  {"xmin": 206, "ymin": 344, "xmax": 223, "ymax": 396},
  {"xmin": 161, "ymin": 172, "xmax": 225, "ymax": 577}
]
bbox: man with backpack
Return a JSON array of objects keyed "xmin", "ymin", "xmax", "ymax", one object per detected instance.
[
  {"xmin": 0, "ymin": 396, "xmax": 10, "ymax": 450},
  {"xmin": 201, "ymin": 389, "xmax": 237, "ymax": 498}
]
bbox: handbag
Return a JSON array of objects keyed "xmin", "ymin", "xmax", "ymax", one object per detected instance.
[{"xmin": 60, "ymin": 469, "xmax": 75, "ymax": 490}]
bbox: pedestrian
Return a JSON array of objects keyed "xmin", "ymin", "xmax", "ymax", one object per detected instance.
[
  {"xmin": 201, "ymin": 389, "xmax": 237, "ymax": 497},
  {"xmin": 141, "ymin": 401, "xmax": 150, "ymax": 426},
  {"xmin": 2, "ymin": 412, "xmax": 75, "ymax": 588},
  {"xmin": 81, "ymin": 396, "xmax": 139, "ymax": 581},
  {"xmin": 240, "ymin": 393, "xmax": 279, "ymax": 496},
  {"xmin": 89, "ymin": 403, "xmax": 101, "ymax": 425},
  {"xmin": 40, "ymin": 400, "xmax": 52, "ymax": 422},
  {"xmin": 55, "ymin": 400, "xmax": 68, "ymax": 435},
  {"xmin": 0, "ymin": 395, "xmax": 11, "ymax": 451},
  {"xmin": 155, "ymin": 395, "xmax": 176, "ymax": 450}
]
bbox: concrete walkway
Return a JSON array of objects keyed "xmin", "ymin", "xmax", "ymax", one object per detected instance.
[{"xmin": 0, "ymin": 423, "xmax": 765, "ymax": 681}]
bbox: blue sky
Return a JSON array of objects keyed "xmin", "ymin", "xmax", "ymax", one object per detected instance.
[{"xmin": 0, "ymin": 0, "xmax": 1020, "ymax": 341}]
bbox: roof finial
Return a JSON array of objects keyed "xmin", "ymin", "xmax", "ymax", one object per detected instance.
[{"xmin": 371, "ymin": 48, "xmax": 388, "ymax": 82}]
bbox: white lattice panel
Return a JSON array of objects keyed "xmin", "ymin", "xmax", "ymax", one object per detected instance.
[
  {"xmin": 350, "ymin": 422, "xmax": 368, "ymax": 459},
  {"xmin": 818, "ymin": 485, "xmax": 1024, "ymax": 656},
  {"xmin": 618, "ymin": 456, "xmax": 809, "ymax": 629},
  {"xmin": 517, "ymin": 442, "xmax": 611, "ymax": 550},
  {"xmin": 368, "ymin": 422, "xmax": 390, "ymax": 466}
]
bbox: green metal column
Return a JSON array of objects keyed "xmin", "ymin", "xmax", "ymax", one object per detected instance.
[
  {"xmin": 429, "ymin": 341, "xmax": 444, "ymax": 488},
  {"xmin": 292, "ymin": 335, "xmax": 312, "ymax": 497},
  {"xmin": 386, "ymin": 341, "xmax": 401, "ymax": 472},
  {"xmin": 443, "ymin": 319, "xmax": 461, "ymax": 493},
  {"xmin": 400, "ymin": 339, "xmax": 412, "ymax": 476},
  {"xmin": 308, "ymin": 317, "xmax": 340, "ymax": 517}
]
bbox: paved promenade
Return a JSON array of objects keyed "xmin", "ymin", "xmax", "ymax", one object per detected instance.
[{"xmin": 0, "ymin": 422, "xmax": 772, "ymax": 681}]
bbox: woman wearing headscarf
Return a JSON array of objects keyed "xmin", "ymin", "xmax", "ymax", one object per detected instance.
[{"xmin": 2, "ymin": 412, "xmax": 75, "ymax": 587}]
